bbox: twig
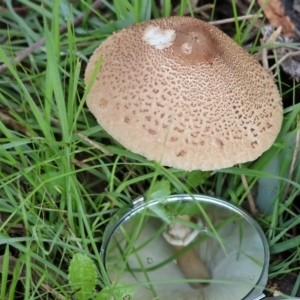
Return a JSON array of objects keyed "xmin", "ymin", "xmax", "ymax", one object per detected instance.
[
  {"xmin": 192, "ymin": 4, "xmax": 213, "ymax": 15},
  {"xmin": 0, "ymin": 6, "xmax": 28, "ymax": 12},
  {"xmin": 0, "ymin": 0, "xmax": 103, "ymax": 74},
  {"xmin": 209, "ymin": 14, "xmax": 263, "ymax": 25},
  {"xmin": 268, "ymin": 50, "xmax": 300, "ymax": 72},
  {"xmin": 0, "ymin": 110, "xmax": 30, "ymax": 135},
  {"xmin": 0, "ymin": 106, "xmax": 112, "ymax": 156},
  {"xmin": 50, "ymin": 118, "xmax": 114, "ymax": 157},
  {"xmin": 173, "ymin": 3, "xmax": 213, "ymax": 17},
  {"xmin": 261, "ymin": 38, "xmax": 269, "ymax": 70},
  {"xmin": 239, "ymin": 164, "xmax": 259, "ymax": 216},
  {"xmin": 40, "ymin": 283, "xmax": 66, "ymax": 300},
  {"xmin": 256, "ymin": 26, "xmax": 282, "ymax": 71},
  {"xmin": 75, "ymin": 131, "xmax": 113, "ymax": 156}
]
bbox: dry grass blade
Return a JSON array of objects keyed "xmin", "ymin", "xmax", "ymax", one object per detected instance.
[{"xmin": 209, "ymin": 14, "xmax": 263, "ymax": 25}]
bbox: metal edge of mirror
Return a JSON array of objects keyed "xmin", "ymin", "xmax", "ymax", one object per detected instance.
[{"xmin": 100, "ymin": 194, "xmax": 299, "ymax": 300}]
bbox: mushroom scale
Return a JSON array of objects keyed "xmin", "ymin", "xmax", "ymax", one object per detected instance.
[{"xmin": 85, "ymin": 16, "xmax": 283, "ymax": 171}]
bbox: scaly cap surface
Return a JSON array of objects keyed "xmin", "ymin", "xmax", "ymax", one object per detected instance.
[{"xmin": 85, "ymin": 16, "xmax": 283, "ymax": 171}]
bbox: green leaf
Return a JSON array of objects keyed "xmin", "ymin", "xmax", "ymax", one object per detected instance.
[
  {"xmin": 69, "ymin": 253, "xmax": 98, "ymax": 300},
  {"xmin": 95, "ymin": 284, "xmax": 134, "ymax": 300},
  {"xmin": 149, "ymin": 203, "xmax": 173, "ymax": 224},
  {"xmin": 148, "ymin": 179, "xmax": 170, "ymax": 202},
  {"xmin": 270, "ymin": 235, "xmax": 300, "ymax": 254},
  {"xmin": 167, "ymin": 201, "xmax": 202, "ymax": 217},
  {"xmin": 186, "ymin": 170, "xmax": 209, "ymax": 189}
]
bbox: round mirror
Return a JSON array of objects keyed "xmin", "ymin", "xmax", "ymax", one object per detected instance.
[{"xmin": 101, "ymin": 194, "xmax": 269, "ymax": 300}]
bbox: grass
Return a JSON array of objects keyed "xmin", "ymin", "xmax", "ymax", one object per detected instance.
[{"xmin": 0, "ymin": 0, "xmax": 299, "ymax": 299}]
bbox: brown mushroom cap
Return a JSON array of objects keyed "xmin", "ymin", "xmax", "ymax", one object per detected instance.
[{"xmin": 85, "ymin": 16, "xmax": 283, "ymax": 171}]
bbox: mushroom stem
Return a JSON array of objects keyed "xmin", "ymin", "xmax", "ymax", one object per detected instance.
[
  {"xmin": 172, "ymin": 244, "xmax": 211, "ymax": 288},
  {"xmin": 163, "ymin": 214, "xmax": 211, "ymax": 288}
]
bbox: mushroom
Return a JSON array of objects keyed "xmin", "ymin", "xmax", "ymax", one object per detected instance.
[
  {"xmin": 85, "ymin": 16, "xmax": 283, "ymax": 172},
  {"xmin": 85, "ymin": 16, "xmax": 283, "ymax": 289},
  {"xmin": 162, "ymin": 214, "xmax": 211, "ymax": 288}
]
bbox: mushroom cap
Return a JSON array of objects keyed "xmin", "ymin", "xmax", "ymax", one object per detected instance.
[{"xmin": 85, "ymin": 16, "xmax": 283, "ymax": 171}]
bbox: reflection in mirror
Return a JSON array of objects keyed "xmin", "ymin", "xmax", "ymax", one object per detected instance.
[{"xmin": 103, "ymin": 198, "xmax": 265, "ymax": 300}]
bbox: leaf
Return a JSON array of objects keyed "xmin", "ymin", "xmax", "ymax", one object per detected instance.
[
  {"xmin": 167, "ymin": 201, "xmax": 202, "ymax": 217},
  {"xmin": 95, "ymin": 284, "xmax": 134, "ymax": 300},
  {"xmin": 69, "ymin": 253, "xmax": 98, "ymax": 300},
  {"xmin": 149, "ymin": 203, "xmax": 173, "ymax": 224},
  {"xmin": 186, "ymin": 170, "xmax": 209, "ymax": 189},
  {"xmin": 148, "ymin": 179, "xmax": 170, "ymax": 202}
]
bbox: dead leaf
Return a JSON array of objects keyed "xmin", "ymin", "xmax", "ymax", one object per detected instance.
[
  {"xmin": 258, "ymin": 0, "xmax": 300, "ymax": 38},
  {"xmin": 260, "ymin": 24, "xmax": 300, "ymax": 81}
]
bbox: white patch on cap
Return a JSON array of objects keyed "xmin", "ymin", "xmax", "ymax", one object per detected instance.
[
  {"xmin": 181, "ymin": 42, "xmax": 192, "ymax": 54},
  {"xmin": 143, "ymin": 25, "xmax": 176, "ymax": 50}
]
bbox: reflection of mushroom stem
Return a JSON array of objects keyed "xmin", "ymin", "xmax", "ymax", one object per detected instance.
[
  {"xmin": 163, "ymin": 214, "xmax": 211, "ymax": 288},
  {"xmin": 172, "ymin": 245, "xmax": 211, "ymax": 288}
]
